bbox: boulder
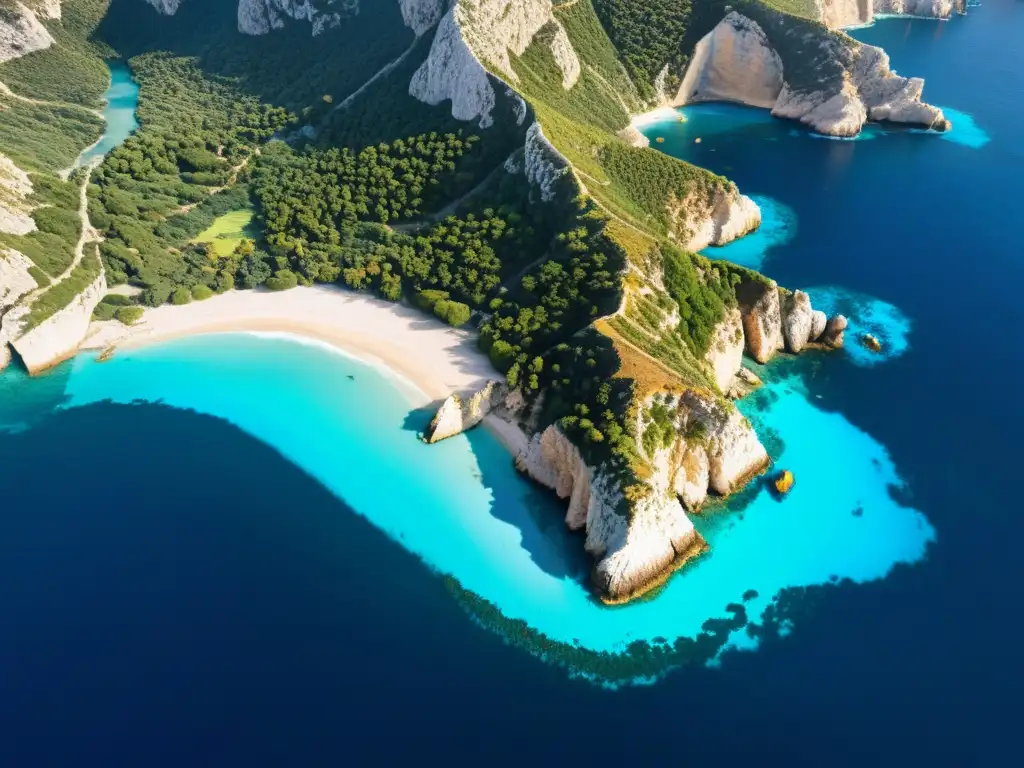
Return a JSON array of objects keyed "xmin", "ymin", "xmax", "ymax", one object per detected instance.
[
  {"xmin": 782, "ymin": 290, "xmax": 814, "ymax": 353},
  {"xmin": 425, "ymin": 380, "xmax": 505, "ymax": 443},
  {"xmin": 810, "ymin": 310, "xmax": 828, "ymax": 342},
  {"xmin": 738, "ymin": 280, "xmax": 784, "ymax": 364},
  {"xmin": 822, "ymin": 314, "xmax": 848, "ymax": 349}
]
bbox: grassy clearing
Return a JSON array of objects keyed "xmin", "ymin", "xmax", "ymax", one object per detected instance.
[{"xmin": 190, "ymin": 208, "xmax": 258, "ymax": 257}]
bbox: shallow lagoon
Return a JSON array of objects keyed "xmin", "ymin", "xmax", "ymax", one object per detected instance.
[{"xmin": 0, "ymin": 326, "xmax": 934, "ymax": 680}]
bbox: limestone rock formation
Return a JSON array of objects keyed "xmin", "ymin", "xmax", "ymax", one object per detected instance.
[
  {"xmin": 676, "ymin": 11, "xmax": 784, "ymax": 110},
  {"xmin": 822, "ymin": 314, "xmax": 848, "ymax": 348},
  {"xmin": 814, "ymin": 0, "xmax": 957, "ymax": 29},
  {"xmin": 516, "ymin": 424, "xmax": 704, "ymax": 603},
  {"xmin": 810, "ymin": 309, "xmax": 828, "ymax": 342},
  {"xmin": 681, "ymin": 185, "xmax": 762, "ymax": 252},
  {"xmin": 523, "ymin": 121, "xmax": 569, "ymax": 202},
  {"xmin": 236, "ymin": 0, "xmax": 358, "ymax": 36},
  {"xmin": 679, "ymin": 390, "xmax": 769, "ymax": 495},
  {"xmin": 0, "ymin": 1, "xmax": 55, "ymax": 64},
  {"xmin": 782, "ymin": 289, "xmax": 814, "ymax": 353},
  {"xmin": 677, "ymin": 11, "xmax": 947, "ymax": 137},
  {"xmin": 738, "ymin": 279, "xmax": 784, "ymax": 364},
  {"xmin": 673, "ymin": 443, "xmax": 710, "ymax": 511},
  {"xmin": 398, "ymin": 0, "xmax": 445, "ymax": 37},
  {"xmin": 0, "ymin": 153, "xmax": 36, "ymax": 236},
  {"xmin": 705, "ymin": 307, "xmax": 745, "ymax": 393},
  {"xmin": 143, "ymin": 0, "xmax": 182, "ymax": 14},
  {"xmin": 426, "ymin": 380, "xmax": 506, "ymax": 443},
  {"xmin": 11, "ymin": 272, "xmax": 107, "ymax": 375},
  {"xmin": 409, "ymin": 1, "xmax": 580, "ymax": 127},
  {"xmin": 0, "ymin": 249, "xmax": 38, "ymax": 312}
]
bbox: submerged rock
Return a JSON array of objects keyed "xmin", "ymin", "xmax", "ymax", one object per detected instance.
[{"xmin": 861, "ymin": 333, "xmax": 882, "ymax": 353}]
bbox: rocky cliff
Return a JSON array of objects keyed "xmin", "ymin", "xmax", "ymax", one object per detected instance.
[
  {"xmin": 0, "ymin": 248, "xmax": 37, "ymax": 312},
  {"xmin": 0, "ymin": 0, "xmax": 55, "ymax": 63},
  {"xmin": 10, "ymin": 272, "xmax": 106, "ymax": 375},
  {"xmin": 426, "ymin": 380, "xmax": 506, "ymax": 443},
  {"xmin": 680, "ymin": 184, "xmax": 763, "ymax": 252},
  {"xmin": 0, "ymin": 152, "xmax": 36, "ymax": 235},
  {"xmin": 676, "ymin": 11, "xmax": 947, "ymax": 137},
  {"xmin": 814, "ymin": 0, "xmax": 958, "ymax": 29}
]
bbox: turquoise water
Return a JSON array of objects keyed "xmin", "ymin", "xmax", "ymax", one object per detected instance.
[
  {"xmin": 0, "ymin": 329, "xmax": 933, "ymax": 669},
  {"xmin": 74, "ymin": 60, "xmax": 140, "ymax": 168}
]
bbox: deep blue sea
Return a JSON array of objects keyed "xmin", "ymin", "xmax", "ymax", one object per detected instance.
[{"xmin": 2, "ymin": 7, "xmax": 1023, "ymax": 765}]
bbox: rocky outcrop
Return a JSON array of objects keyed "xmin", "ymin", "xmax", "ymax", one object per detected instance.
[
  {"xmin": 237, "ymin": 0, "xmax": 357, "ymax": 36},
  {"xmin": 676, "ymin": 11, "xmax": 783, "ymax": 110},
  {"xmin": 0, "ymin": 248, "xmax": 37, "ymax": 312},
  {"xmin": 516, "ymin": 424, "xmax": 704, "ymax": 603},
  {"xmin": 425, "ymin": 380, "xmax": 506, "ymax": 443},
  {"xmin": 11, "ymin": 272, "xmax": 106, "ymax": 374},
  {"xmin": 782, "ymin": 289, "xmax": 814, "ymax": 354},
  {"xmin": 0, "ymin": 1, "xmax": 55, "ymax": 63},
  {"xmin": 673, "ymin": 443, "xmax": 710, "ymax": 511},
  {"xmin": 822, "ymin": 314, "xmax": 848, "ymax": 348},
  {"xmin": 678, "ymin": 390, "xmax": 769, "ymax": 496},
  {"xmin": 409, "ymin": 1, "xmax": 580, "ymax": 126},
  {"xmin": 0, "ymin": 153, "xmax": 36, "ymax": 236},
  {"xmin": 680, "ymin": 185, "xmax": 762, "ymax": 252},
  {"xmin": 398, "ymin": 0, "xmax": 445, "ymax": 37},
  {"xmin": 523, "ymin": 121, "xmax": 569, "ymax": 202},
  {"xmin": 737, "ymin": 279, "xmax": 785, "ymax": 364},
  {"xmin": 409, "ymin": 6, "xmax": 496, "ymax": 127},
  {"xmin": 677, "ymin": 11, "xmax": 947, "ymax": 137},
  {"xmin": 705, "ymin": 307, "xmax": 745, "ymax": 393},
  {"xmin": 143, "ymin": 0, "xmax": 182, "ymax": 13},
  {"xmin": 814, "ymin": 0, "xmax": 957, "ymax": 29}
]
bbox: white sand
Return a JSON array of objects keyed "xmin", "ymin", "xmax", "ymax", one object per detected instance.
[
  {"xmin": 630, "ymin": 105, "xmax": 682, "ymax": 129},
  {"xmin": 82, "ymin": 285, "xmax": 498, "ymax": 405}
]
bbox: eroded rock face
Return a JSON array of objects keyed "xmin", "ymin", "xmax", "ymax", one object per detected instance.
[
  {"xmin": 811, "ymin": 309, "xmax": 828, "ymax": 342},
  {"xmin": 426, "ymin": 380, "xmax": 506, "ymax": 443},
  {"xmin": 516, "ymin": 425, "xmax": 702, "ymax": 603},
  {"xmin": 814, "ymin": 0, "xmax": 956, "ymax": 29},
  {"xmin": 823, "ymin": 314, "xmax": 848, "ymax": 348},
  {"xmin": 409, "ymin": 1, "xmax": 580, "ymax": 127},
  {"xmin": 12, "ymin": 272, "xmax": 107, "ymax": 375},
  {"xmin": 676, "ymin": 11, "xmax": 784, "ymax": 110},
  {"xmin": 143, "ymin": 0, "xmax": 183, "ymax": 14},
  {"xmin": 0, "ymin": 249, "xmax": 37, "ymax": 312},
  {"xmin": 0, "ymin": 153, "xmax": 36, "ymax": 236},
  {"xmin": 0, "ymin": 1, "xmax": 55, "ymax": 63},
  {"xmin": 409, "ymin": 6, "xmax": 496, "ymax": 127},
  {"xmin": 738, "ymin": 279, "xmax": 784, "ymax": 364},
  {"xmin": 398, "ymin": 0, "xmax": 445, "ymax": 37},
  {"xmin": 705, "ymin": 307, "xmax": 745, "ymax": 393},
  {"xmin": 673, "ymin": 443, "xmax": 709, "ymax": 511},
  {"xmin": 679, "ymin": 391, "xmax": 769, "ymax": 496},
  {"xmin": 677, "ymin": 11, "xmax": 946, "ymax": 137},
  {"xmin": 523, "ymin": 121, "xmax": 569, "ymax": 202},
  {"xmin": 782, "ymin": 289, "xmax": 814, "ymax": 353},
  {"xmin": 237, "ymin": 0, "xmax": 357, "ymax": 36},
  {"xmin": 682, "ymin": 185, "xmax": 762, "ymax": 252}
]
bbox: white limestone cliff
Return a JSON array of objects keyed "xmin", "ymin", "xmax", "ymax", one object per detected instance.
[
  {"xmin": 814, "ymin": 0, "xmax": 956, "ymax": 29},
  {"xmin": 426, "ymin": 380, "xmax": 506, "ymax": 443},
  {"xmin": 11, "ymin": 272, "xmax": 106, "ymax": 374},
  {"xmin": 782, "ymin": 289, "xmax": 814, "ymax": 354},
  {"xmin": 677, "ymin": 12, "xmax": 947, "ymax": 138},
  {"xmin": 0, "ymin": 248, "xmax": 37, "ymax": 312},
  {"xmin": 143, "ymin": 0, "xmax": 182, "ymax": 13},
  {"xmin": 0, "ymin": 152, "xmax": 36, "ymax": 236},
  {"xmin": 409, "ymin": 1, "xmax": 580, "ymax": 127},
  {"xmin": 399, "ymin": 0, "xmax": 445, "ymax": 37},
  {"xmin": 676, "ymin": 11, "xmax": 784, "ymax": 110},
  {"xmin": 680, "ymin": 184, "xmax": 762, "ymax": 252},
  {"xmin": 0, "ymin": 1, "xmax": 55, "ymax": 63},
  {"xmin": 523, "ymin": 121, "xmax": 569, "ymax": 202},
  {"xmin": 704, "ymin": 307, "xmax": 745, "ymax": 394},
  {"xmin": 237, "ymin": 0, "xmax": 358, "ymax": 36}
]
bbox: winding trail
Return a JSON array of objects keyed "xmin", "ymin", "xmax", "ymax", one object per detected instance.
[{"xmin": 22, "ymin": 162, "xmax": 101, "ymax": 304}]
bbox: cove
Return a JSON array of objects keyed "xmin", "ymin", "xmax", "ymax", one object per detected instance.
[
  {"xmin": 0, "ymin": 329, "xmax": 934, "ymax": 683},
  {"xmin": 74, "ymin": 60, "xmax": 140, "ymax": 169}
]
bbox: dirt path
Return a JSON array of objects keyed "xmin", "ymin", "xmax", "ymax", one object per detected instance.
[
  {"xmin": 22, "ymin": 164, "xmax": 100, "ymax": 304},
  {"xmin": 0, "ymin": 80, "xmax": 103, "ymax": 118}
]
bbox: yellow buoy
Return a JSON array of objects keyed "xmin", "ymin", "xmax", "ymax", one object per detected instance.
[
  {"xmin": 774, "ymin": 469, "xmax": 794, "ymax": 495},
  {"xmin": 695, "ymin": 137, "xmax": 702, "ymax": 144}
]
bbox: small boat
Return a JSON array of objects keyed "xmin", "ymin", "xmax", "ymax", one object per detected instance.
[{"xmin": 774, "ymin": 469, "xmax": 794, "ymax": 495}]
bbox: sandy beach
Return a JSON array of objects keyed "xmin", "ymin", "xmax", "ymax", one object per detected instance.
[{"xmin": 81, "ymin": 285, "xmax": 530, "ymax": 454}]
